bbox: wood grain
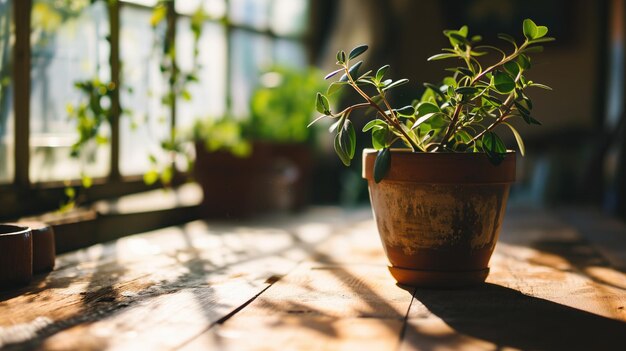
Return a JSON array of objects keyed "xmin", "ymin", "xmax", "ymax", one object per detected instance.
[{"xmin": 1, "ymin": 207, "xmax": 625, "ymax": 351}]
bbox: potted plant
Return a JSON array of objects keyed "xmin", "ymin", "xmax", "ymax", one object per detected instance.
[
  {"xmin": 248, "ymin": 66, "xmax": 327, "ymax": 210},
  {"xmin": 310, "ymin": 19, "xmax": 554, "ymax": 287},
  {"xmin": 191, "ymin": 116, "xmax": 297, "ymax": 218}
]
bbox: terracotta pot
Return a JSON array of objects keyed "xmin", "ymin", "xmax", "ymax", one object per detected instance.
[
  {"xmin": 14, "ymin": 222, "xmax": 55, "ymax": 274},
  {"xmin": 0, "ymin": 224, "xmax": 33, "ymax": 289},
  {"xmin": 362, "ymin": 149, "xmax": 516, "ymax": 287},
  {"xmin": 194, "ymin": 141, "xmax": 297, "ymax": 218}
]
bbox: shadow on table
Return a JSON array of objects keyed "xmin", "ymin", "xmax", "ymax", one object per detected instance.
[{"xmin": 411, "ymin": 283, "xmax": 626, "ymax": 350}]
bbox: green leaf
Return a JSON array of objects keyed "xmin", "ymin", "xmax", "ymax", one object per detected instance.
[
  {"xmin": 342, "ymin": 121, "xmax": 357, "ymax": 159},
  {"xmin": 529, "ymin": 83, "xmax": 553, "ymax": 90},
  {"xmin": 144, "ymin": 169, "xmax": 159, "ymax": 185},
  {"xmin": 503, "ymin": 122, "xmax": 525, "ymax": 156},
  {"xmin": 336, "ymin": 50, "xmax": 346, "ymax": 64},
  {"xmin": 394, "ymin": 105, "xmax": 415, "ymax": 116},
  {"xmin": 536, "ymin": 25, "xmax": 548, "ymax": 38},
  {"xmin": 427, "ymin": 53, "xmax": 459, "ymax": 61},
  {"xmin": 503, "ymin": 61, "xmax": 520, "ymax": 77},
  {"xmin": 482, "ymin": 132, "xmax": 507, "ymax": 165},
  {"xmin": 516, "ymin": 54, "xmax": 531, "ymax": 69},
  {"xmin": 324, "ymin": 68, "xmax": 343, "ymax": 80},
  {"xmin": 455, "ymin": 86, "xmax": 479, "ymax": 95},
  {"xmin": 530, "ymin": 37, "xmax": 555, "ymax": 44},
  {"xmin": 349, "ymin": 44, "xmax": 368, "ymax": 60},
  {"xmin": 150, "ymin": 5, "xmax": 167, "ymax": 27},
  {"xmin": 373, "ymin": 148, "xmax": 391, "ymax": 183},
  {"xmin": 416, "ymin": 102, "xmax": 439, "ymax": 116},
  {"xmin": 81, "ymin": 174, "xmax": 93, "ymax": 188},
  {"xmin": 523, "ymin": 45, "xmax": 544, "ymax": 53},
  {"xmin": 334, "ymin": 133, "xmax": 351, "ymax": 166},
  {"xmin": 363, "ymin": 119, "xmax": 387, "ymax": 132},
  {"xmin": 376, "ymin": 65, "xmax": 390, "ymax": 81},
  {"xmin": 327, "ymin": 81, "xmax": 346, "ymax": 95},
  {"xmin": 371, "ymin": 126, "xmax": 389, "ymax": 150},
  {"xmin": 315, "ymin": 92, "xmax": 330, "ymax": 115},
  {"xmin": 523, "ymin": 18, "xmax": 538, "ymax": 40},
  {"xmin": 382, "ymin": 78, "xmax": 409, "ymax": 91},
  {"xmin": 492, "ymin": 71, "xmax": 515, "ymax": 94}
]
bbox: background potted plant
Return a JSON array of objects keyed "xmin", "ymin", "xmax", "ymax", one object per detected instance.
[
  {"xmin": 248, "ymin": 66, "xmax": 327, "ymax": 210},
  {"xmin": 310, "ymin": 19, "xmax": 554, "ymax": 287}
]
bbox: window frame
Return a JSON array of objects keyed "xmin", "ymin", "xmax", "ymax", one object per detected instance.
[{"xmin": 0, "ymin": 0, "xmax": 312, "ymax": 220}]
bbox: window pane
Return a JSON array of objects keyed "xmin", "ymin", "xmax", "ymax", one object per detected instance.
[
  {"xmin": 30, "ymin": 1, "xmax": 110, "ymax": 182},
  {"xmin": 229, "ymin": 0, "xmax": 270, "ymax": 30},
  {"xmin": 270, "ymin": 0, "xmax": 308, "ymax": 36},
  {"xmin": 176, "ymin": 0, "xmax": 226, "ymax": 18},
  {"xmin": 0, "ymin": 0, "xmax": 12, "ymax": 184},
  {"xmin": 274, "ymin": 38, "xmax": 307, "ymax": 67},
  {"xmin": 230, "ymin": 29, "xmax": 272, "ymax": 117},
  {"xmin": 119, "ymin": 4, "xmax": 169, "ymax": 176},
  {"xmin": 176, "ymin": 17, "xmax": 226, "ymax": 129}
]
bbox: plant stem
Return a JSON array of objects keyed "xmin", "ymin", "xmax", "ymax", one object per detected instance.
[
  {"xmin": 438, "ymin": 41, "xmax": 529, "ymax": 149},
  {"xmin": 343, "ymin": 67, "xmax": 421, "ymax": 151},
  {"xmin": 470, "ymin": 93, "xmax": 515, "ymax": 143}
]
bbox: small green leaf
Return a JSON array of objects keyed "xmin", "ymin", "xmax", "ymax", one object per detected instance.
[
  {"xmin": 324, "ymin": 68, "xmax": 343, "ymax": 80},
  {"xmin": 416, "ymin": 102, "xmax": 440, "ymax": 116},
  {"xmin": 516, "ymin": 54, "xmax": 531, "ymax": 69},
  {"xmin": 336, "ymin": 50, "xmax": 346, "ymax": 64},
  {"xmin": 382, "ymin": 78, "xmax": 409, "ymax": 91},
  {"xmin": 523, "ymin": 45, "xmax": 544, "ymax": 53},
  {"xmin": 503, "ymin": 122, "xmax": 525, "ymax": 156},
  {"xmin": 376, "ymin": 65, "xmax": 390, "ymax": 81},
  {"xmin": 427, "ymin": 53, "xmax": 459, "ymax": 61},
  {"xmin": 455, "ymin": 86, "xmax": 479, "ymax": 95},
  {"xmin": 363, "ymin": 119, "xmax": 386, "ymax": 132},
  {"xmin": 373, "ymin": 148, "xmax": 391, "ymax": 183},
  {"xmin": 530, "ymin": 37, "xmax": 555, "ymax": 44},
  {"xmin": 144, "ymin": 169, "xmax": 159, "ymax": 185},
  {"xmin": 503, "ymin": 61, "xmax": 520, "ymax": 77},
  {"xmin": 327, "ymin": 81, "xmax": 346, "ymax": 95},
  {"xmin": 523, "ymin": 18, "xmax": 538, "ymax": 40},
  {"xmin": 81, "ymin": 174, "xmax": 93, "ymax": 188},
  {"xmin": 529, "ymin": 83, "xmax": 553, "ymax": 90},
  {"xmin": 342, "ymin": 121, "xmax": 357, "ymax": 159},
  {"xmin": 536, "ymin": 25, "xmax": 548, "ymax": 38},
  {"xmin": 492, "ymin": 71, "xmax": 515, "ymax": 94},
  {"xmin": 394, "ymin": 105, "xmax": 415, "ymax": 116},
  {"xmin": 371, "ymin": 126, "xmax": 389, "ymax": 150},
  {"xmin": 482, "ymin": 132, "xmax": 507, "ymax": 165},
  {"xmin": 315, "ymin": 92, "xmax": 330, "ymax": 115},
  {"xmin": 349, "ymin": 44, "xmax": 368, "ymax": 60},
  {"xmin": 334, "ymin": 133, "xmax": 351, "ymax": 166}
]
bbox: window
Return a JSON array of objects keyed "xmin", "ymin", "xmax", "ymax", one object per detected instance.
[{"xmin": 0, "ymin": 0, "xmax": 311, "ymax": 218}]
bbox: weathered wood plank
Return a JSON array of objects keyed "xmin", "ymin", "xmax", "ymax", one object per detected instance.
[
  {"xmin": 180, "ymin": 264, "xmax": 413, "ymax": 351},
  {"xmin": 0, "ymin": 209, "xmax": 372, "ymax": 350},
  {"xmin": 401, "ymin": 208, "xmax": 626, "ymax": 351}
]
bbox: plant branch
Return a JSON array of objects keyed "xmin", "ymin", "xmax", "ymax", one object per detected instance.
[{"xmin": 343, "ymin": 66, "xmax": 421, "ymax": 151}]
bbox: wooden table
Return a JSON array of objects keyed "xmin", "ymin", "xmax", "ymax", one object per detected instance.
[{"xmin": 1, "ymin": 207, "xmax": 625, "ymax": 350}]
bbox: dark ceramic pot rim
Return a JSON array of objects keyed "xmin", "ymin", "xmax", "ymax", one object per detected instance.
[{"xmin": 0, "ymin": 224, "xmax": 31, "ymax": 237}]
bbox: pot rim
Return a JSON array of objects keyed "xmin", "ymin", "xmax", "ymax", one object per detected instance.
[
  {"xmin": 0, "ymin": 224, "xmax": 31, "ymax": 237},
  {"xmin": 362, "ymin": 148, "xmax": 516, "ymax": 184}
]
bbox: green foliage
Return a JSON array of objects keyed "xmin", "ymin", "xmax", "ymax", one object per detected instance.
[
  {"xmin": 192, "ymin": 117, "xmax": 251, "ymax": 157},
  {"xmin": 249, "ymin": 66, "xmax": 327, "ymax": 143},
  {"xmin": 310, "ymin": 19, "xmax": 554, "ymax": 180}
]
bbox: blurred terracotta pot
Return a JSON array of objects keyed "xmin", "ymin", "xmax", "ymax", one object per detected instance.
[
  {"xmin": 14, "ymin": 221, "xmax": 55, "ymax": 274},
  {"xmin": 0, "ymin": 224, "xmax": 33, "ymax": 289},
  {"xmin": 362, "ymin": 149, "xmax": 516, "ymax": 287},
  {"xmin": 194, "ymin": 141, "xmax": 298, "ymax": 218}
]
